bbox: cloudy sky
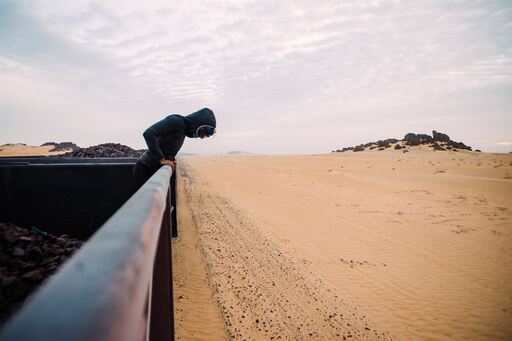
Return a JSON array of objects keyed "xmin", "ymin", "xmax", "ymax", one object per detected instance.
[{"xmin": 1, "ymin": 0, "xmax": 511, "ymax": 154}]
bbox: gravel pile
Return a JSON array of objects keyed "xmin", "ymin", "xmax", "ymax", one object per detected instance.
[
  {"xmin": 0, "ymin": 222, "xmax": 83, "ymax": 324},
  {"xmin": 60, "ymin": 143, "xmax": 144, "ymax": 158}
]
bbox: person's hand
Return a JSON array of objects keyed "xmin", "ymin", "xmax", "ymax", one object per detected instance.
[{"xmin": 160, "ymin": 159, "xmax": 176, "ymax": 171}]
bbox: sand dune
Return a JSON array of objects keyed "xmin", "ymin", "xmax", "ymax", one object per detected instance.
[
  {"xmin": 177, "ymin": 148, "xmax": 512, "ymax": 340},
  {"xmin": 0, "ymin": 144, "xmax": 70, "ymax": 156}
]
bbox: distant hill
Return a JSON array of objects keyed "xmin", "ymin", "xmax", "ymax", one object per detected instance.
[
  {"xmin": 0, "ymin": 143, "xmax": 76, "ymax": 156},
  {"xmin": 41, "ymin": 141, "xmax": 79, "ymax": 152},
  {"xmin": 333, "ymin": 130, "xmax": 479, "ymax": 153},
  {"xmin": 227, "ymin": 151, "xmax": 252, "ymax": 155}
]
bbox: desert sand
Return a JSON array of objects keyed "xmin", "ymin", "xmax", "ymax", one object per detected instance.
[
  {"xmin": 0, "ymin": 144, "xmax": 70, "ymax": 156},
  {"xmin": 175, "ymin": 147, "xmax": 512, "ymax": 340},
  {"xmin": 173, "ymin": 174, "xmax": 228, "ymax": 340}
]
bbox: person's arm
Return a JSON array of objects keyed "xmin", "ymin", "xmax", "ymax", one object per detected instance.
[{"xmin": 142, "ymin": 115, "xmax": 181, "ymax": 161}]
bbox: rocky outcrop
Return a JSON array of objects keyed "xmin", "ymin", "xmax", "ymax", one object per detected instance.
[
  {"xmin": 334, "ymin": 130, "xmax": 473, "ymax": 153},
  {"xmin": 403, "ymin": 133, "xmax": 420, "ymax": 146},
  {"xmin": 432, "ymin": 130, "xmax": 450, "ymax": 142},
  {"xmin": 376, "ymin": 139, "xmax": 396, "ymax": 148},
  {"xmin": 432, "ymin": 143, "xmax": 446, "ymax": 151},
  {"xmin": 41, "ymin": 142, "xmax": 79, "ymax": 152},
  {"xmin": 404, "ymin": 133, "xmax": 433, "ymax": 146},
  {"xmin": 447, "ymin": 140, "xmax": 471, "ymax": 150}
]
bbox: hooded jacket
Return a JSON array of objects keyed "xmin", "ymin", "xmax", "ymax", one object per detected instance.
[{"xmin": 139, "ymin": 108, "xmax": 216, "ymax": 167}]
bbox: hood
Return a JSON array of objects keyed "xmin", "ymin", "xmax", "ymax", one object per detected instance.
[{"xmin": 183, "ymin": 108, "xmax": 216, "ymax": 138}]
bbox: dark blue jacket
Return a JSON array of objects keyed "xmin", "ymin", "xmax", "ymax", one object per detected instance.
[{"xmin": 139, "ymin": 108, "xmax": 216, "ymax": 167}]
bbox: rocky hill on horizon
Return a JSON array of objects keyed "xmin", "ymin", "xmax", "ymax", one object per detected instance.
[
  {"xmin": 333, "ymin": 130, "xmax": 478, "ymax": 154},
  {"xmin": 41, "ymin": 141, "xmax": 80, "ymax": 152}
]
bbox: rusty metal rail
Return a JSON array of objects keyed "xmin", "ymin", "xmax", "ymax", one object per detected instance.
[{"xmin": 0, "ymin": 166, "xmax": 175, "ymax": 341}]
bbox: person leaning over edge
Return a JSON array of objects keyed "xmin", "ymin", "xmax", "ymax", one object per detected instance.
[{"xmin": 133, "ymin": 108, "xmax": 216, "ymax": 188}]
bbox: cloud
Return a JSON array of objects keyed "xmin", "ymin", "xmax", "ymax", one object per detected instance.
[
  {"xmin": 0, "ymin": 0, "xmax": 511, "ymax": 153},
  {"xmin": 22, "ymin": 0, "xmax": 512, "ymax": 104}
]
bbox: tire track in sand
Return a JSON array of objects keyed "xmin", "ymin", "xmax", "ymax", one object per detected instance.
[{"xmin": 181, "ymin": 162, "xmax": 393, "ymax": 340}]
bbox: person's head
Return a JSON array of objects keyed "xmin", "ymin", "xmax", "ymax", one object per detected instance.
[
  {"xmin": 184, "ymin": 108, "xmax": 216, "ymax": 139},
  {"xmin": 195, "ymin": 125, "xmax": 216, "ymax": 139}
]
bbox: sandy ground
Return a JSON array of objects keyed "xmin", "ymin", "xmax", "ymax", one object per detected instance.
[
  {"xmin": 173, "ymin": 174, "xmax": 229, "ymax": 340},
  {"xmin": 0, "ymin": 144, "xmax": 70, "ymax": 156},
  {"xmin": 177, "ymin": 147, "xmax": 512, "ymax": 340}
]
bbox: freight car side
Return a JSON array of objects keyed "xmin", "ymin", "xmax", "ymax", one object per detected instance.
[{"xmin": 0, "ymin": 158, "xmax": 177, "ymax": 341}]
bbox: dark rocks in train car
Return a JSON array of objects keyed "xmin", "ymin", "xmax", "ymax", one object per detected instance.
[
  {"xmin": 0, "ymin": 222, "xmax": 83, "ymax": 324},
  {"xmin": 60, "ymin": 143, "xmax": 144, "ymax": 158}
]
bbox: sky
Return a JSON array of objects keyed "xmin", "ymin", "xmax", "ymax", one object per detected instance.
[{"xmin": 0, "ymin": 0, "xmax": 511, "ymax": 154}]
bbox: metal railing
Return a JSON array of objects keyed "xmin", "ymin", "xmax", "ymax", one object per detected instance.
[{"xmin": 0, "ymin": 166, "xmax": 175, "ymax": 341}]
